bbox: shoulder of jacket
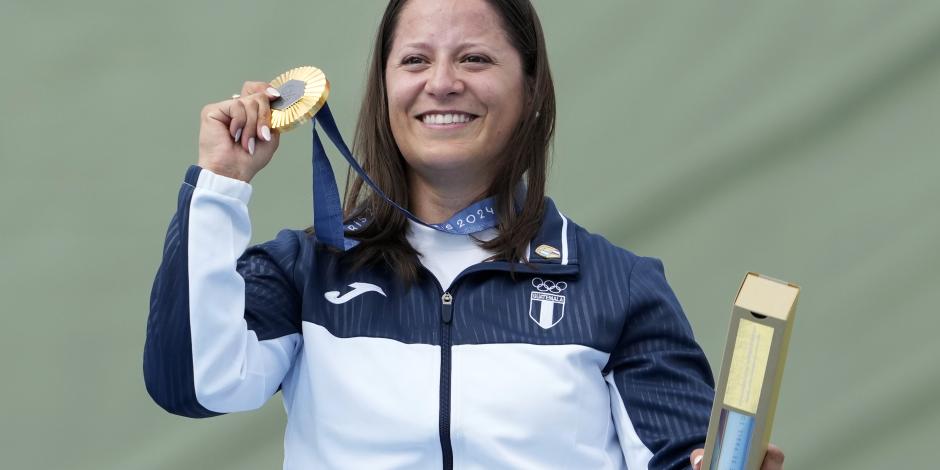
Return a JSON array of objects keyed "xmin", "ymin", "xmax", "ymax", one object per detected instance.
[{"xmin": 563, "ymin": 217, "xmax": 645, "ymax": 263}]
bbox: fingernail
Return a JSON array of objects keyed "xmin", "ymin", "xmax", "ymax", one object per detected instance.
[
  {"xmin": 260, "ymin": 125, "xmax": 271, "ymax": 142},
  {"xmin": 693, "ymin": 455, "xmax": 703, "ymax": 468},
  {"xmin": 265, "ymin": 87, "xmax": 281, "ymax": 98},
  {"xmin": 248, "ymin": 137, "xmax": 256, "ymax": 156},
  {"xmin": 234, "ymin": 128, "xmax": 242, "ymax": 143}
]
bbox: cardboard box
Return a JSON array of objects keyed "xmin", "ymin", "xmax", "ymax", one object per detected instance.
[{"xmin": 701, "ymin": 273, "xmax": 800, "ymax": 470}]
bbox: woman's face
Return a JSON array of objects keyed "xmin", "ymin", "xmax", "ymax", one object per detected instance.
[{"xmin": 386, "ymin": 0, "xmax": 526, "ymax": 187}]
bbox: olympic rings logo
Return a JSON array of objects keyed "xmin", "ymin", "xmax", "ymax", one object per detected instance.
[{"xmin": 532, "ymin": 277, "xmax": 567, "ymax": 294}]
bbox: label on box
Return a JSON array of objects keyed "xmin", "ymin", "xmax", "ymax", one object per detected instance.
[
  {"xmin": 723, "ymin": 318, "xmax": 773, "ymax": 413},
  {"xmin": 712, "ymin": 409, "xmax": 755, "ymax": 470}
]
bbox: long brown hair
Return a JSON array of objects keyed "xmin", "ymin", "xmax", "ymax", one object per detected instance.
[{"xmin": 341, "ymin": 0, "xmax": 556, "ymax": 283}]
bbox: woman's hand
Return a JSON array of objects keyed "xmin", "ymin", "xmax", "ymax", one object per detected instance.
[
  {"xmin": 690, "ymin": 444, "xmax": 785, "ymax": 469},
  {"xmin": 197, "ymin": 81, "xmax": 282, "ymax": 182}
]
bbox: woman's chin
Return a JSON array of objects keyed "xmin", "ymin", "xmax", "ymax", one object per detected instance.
[{"xmin": 406, "ymin": 155, "xmax": 495, "ymax": 182}]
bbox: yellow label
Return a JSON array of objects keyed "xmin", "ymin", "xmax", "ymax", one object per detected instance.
[{"xmin": 723, "ymin": 318, "xmax": 774, "ymax": 414}]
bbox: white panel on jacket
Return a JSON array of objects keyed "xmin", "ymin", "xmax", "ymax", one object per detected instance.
[
  {"xmin": 188, "ymin": 169, "xmax": 300, "ymax": 413},
  {"xmin": 281, "ymin": 322, "xmax": 443, "ymax": 469},
  {"xmin": 451, "ymin": 343, "xmax": 626, "ymax": 469}
]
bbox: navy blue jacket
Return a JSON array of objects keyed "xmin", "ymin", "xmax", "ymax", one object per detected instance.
[{"xmin": 145, "ymin": 166, "xmax": 715, "ymax": 469}]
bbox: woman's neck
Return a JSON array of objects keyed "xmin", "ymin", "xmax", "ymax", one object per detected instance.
[{"xmin": 407, "ymin": 169, "xmax": 492, "ymax": 224}]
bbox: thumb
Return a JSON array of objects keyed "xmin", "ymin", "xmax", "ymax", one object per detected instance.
[{"xmin": 690, "ymin": 449, "xmax": 705, "ymax": 469}]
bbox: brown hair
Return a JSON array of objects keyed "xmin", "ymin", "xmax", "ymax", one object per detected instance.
[{"xmin": 341, "ymin": 0, "xmax": 556, "ymax": 283}]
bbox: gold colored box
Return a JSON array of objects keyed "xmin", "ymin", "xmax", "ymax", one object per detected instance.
[{"xmin": 702, "ymin": 273, "xmax": 800, "ymax": 470}]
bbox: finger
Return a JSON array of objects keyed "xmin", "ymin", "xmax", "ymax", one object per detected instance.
[
  {"xmin": 761, "ymin": 444, "xmax": 785, "ymax": 470},
  {"xmin": 241, "ymin": 80, "xmax": 282, "ymax": 99},
  {"xmin": 253, "ymin": 126, "xmax": 280, "ymax": 163},
  {"xmin": 690, "ymin": 449, "xmax": 705, "ymax": 469},
  {"xmin": 240, "ymin": 80, "xmax": 271, "ymax": 98},
  {"xmin": 257, "ymin": 94, "xmax": 273, "ymax": 142},
  {"xmin": 242, "ymin": 98, "xmax": 260, "ymax": 155},
  {"xmin": 264, "ymin": 86, "xmax": 281, "ymax": 100},
  {"xmin": 229, "ymin": 99, "xmax": 247, "ymax": 143}
]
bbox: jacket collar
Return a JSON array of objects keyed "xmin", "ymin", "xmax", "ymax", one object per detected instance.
[
  {"xmin": 460, "ymin": 197, "xmax": 580, "ymax": 278},
  {"xmin": 343, "ymin": 197, "xmax": 581, "ymax": 276},
  {"xmin": 525, "ymin": 197, "xmax": 579, "ymax": 269}
]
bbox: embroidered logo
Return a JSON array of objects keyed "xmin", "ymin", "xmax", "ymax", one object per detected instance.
[
  {"xmin": 324, "ymin": 282, "xmax": 387, "ymax": 304},
  {"xmin": 529, "ymin": 277, "xmax": 567, "ymax": 329}
]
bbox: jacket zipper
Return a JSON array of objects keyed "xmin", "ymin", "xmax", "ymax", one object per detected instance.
[
  {"xmin": 430, "ymin": 264, "xmax": 575, "ymax": 469},
  {"xmin": 439, "ymin": 290, "xmax": 454, "ymax": 470}
]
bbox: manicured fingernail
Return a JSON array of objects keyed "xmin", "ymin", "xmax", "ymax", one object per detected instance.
[
  {"xmin": 693, "ymin": 455, "xmax": 703, "ymax": 468},
  {"xmin": 234, "ymin": 128, "xmax": 242, "ymax": 143},
  {"xmin": 265, "ymin": 87, "xmax": 281, "ymax": 98},
  {"xmin": 260, "ymin": 125, "xmax": 271, "ymax": 142},
  {"xmin": 248, "ymin": 137, "xmax": 256, "ymax": 156}
]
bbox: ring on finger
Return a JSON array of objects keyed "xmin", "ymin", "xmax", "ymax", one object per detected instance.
[{"xmin": 231, "ymin": 94, "xmax": 240, "ymax": 99}]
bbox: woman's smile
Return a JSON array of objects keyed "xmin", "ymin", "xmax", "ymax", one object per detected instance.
[
  {"xmin": 416, "ymin": 110, "xmax": 480, "ymax": 134},
  {"xmin": 417, "ymin": 111, "xmax": 478, "ymax": 127}
]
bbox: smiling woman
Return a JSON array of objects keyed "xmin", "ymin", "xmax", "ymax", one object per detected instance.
[
  {"xmin": 344, "ymin": 0, "xmax": 556, "ymax": 283},
  {"xmin": 143, "ymin": 1, "xmax": 783, "ymax": 469},
  {"xmin": 387, "ymin": 0, "xmax": 526, "ymax": 199}
]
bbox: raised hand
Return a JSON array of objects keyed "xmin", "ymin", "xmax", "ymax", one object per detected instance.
[{"xmin": 197, "ymin": 81, "xmax": 282, "ymax": 182}]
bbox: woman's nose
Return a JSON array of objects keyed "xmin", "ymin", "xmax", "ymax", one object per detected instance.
[{"xmin": 424, "ymin": 63, "xmax": 464, "ymax": 97}]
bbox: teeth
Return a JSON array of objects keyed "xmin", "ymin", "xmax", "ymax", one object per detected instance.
[{"xmin": 422, "ymin": 113, "xmax": 473, "ymax": 125}]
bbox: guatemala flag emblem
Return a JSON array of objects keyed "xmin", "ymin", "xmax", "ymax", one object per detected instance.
[{"xmin": 529, "ymin": 278, "xmax": 567, "ymax": 329}]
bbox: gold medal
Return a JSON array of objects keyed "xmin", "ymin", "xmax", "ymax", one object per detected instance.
[{"xmin": 268, "ymin": 66, "xmax": 330, "ymax": 132}]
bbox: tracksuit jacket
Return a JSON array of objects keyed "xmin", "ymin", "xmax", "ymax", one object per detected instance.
[{"xmin": 144, "ymin": 166, "xmax": 716, "ymax": 469}]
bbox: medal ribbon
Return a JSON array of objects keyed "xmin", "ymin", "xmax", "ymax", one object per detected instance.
[{"xmin": 311, "ymin": 102, "xmax": 499, "ymax": 250}]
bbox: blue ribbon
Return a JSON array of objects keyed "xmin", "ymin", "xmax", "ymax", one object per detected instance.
[{"xmin": 311, "ymin": 102, "xmax": 500, "ymax": 251}]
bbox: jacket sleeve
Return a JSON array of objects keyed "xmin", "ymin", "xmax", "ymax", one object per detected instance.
[
  {"xmin": 144, "ymin": 166, "xmax": 302, "ymax": 418},
  {"xmin": 604, "ymin": 256, "xmax": 715, "ymax": 470}
]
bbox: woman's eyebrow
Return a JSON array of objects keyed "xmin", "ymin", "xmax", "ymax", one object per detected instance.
[
  {"xmin": 457, "ymin": 42, "xmax": 495, "ymax": 52},
  {"xmin": 398, "ymin": 41, "xmax": 497, "ymax": 52},
  {"xmin": 400, "ymin": 42, "xmax": 432, "ymax": 51}
]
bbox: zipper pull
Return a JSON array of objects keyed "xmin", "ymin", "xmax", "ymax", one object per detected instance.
[{"xmin": 441, "ymin": 292, "xmax": 453, "ymax": 324}]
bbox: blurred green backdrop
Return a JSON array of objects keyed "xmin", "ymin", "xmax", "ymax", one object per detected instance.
[{"xmin": 2, "ymin": 0, "xmax": 937, "ymax": 468}]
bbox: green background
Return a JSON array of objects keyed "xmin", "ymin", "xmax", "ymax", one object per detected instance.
[{"xmin": 2, "ymin": 1, "xmax": 937, "ymax": 468}]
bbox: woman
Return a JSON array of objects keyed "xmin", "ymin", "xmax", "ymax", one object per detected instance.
[{"xmin": 145, "ymin": 0, "xmax": 784, "ymax": 468}]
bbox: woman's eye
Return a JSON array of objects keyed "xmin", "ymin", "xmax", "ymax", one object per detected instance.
[
  {"xmin": 463, "ymin": 54, "xmax": 491, "ymax": 64},
  {"xmin": 401, "ymin": 56, "xmax": 426, "ymax": 65}
]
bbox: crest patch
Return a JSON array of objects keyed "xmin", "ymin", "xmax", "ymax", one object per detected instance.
[{"xmin": 529, "ymin": 277, "xmax": 567, "ymax": 329}]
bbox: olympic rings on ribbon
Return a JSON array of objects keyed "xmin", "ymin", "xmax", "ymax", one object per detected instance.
[{"xmin": 531, "ymin": 277, "xmax": 567, "ymax": 294}]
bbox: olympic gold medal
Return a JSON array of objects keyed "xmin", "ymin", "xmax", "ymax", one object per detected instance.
[{"xmin": 269, "ymin": 66, "xmax": 330, "ymax": 132}]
